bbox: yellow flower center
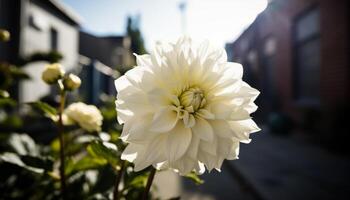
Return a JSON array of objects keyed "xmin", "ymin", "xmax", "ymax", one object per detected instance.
[{"xmin": 179, "ymin": 87, "xmax": 206, "ymax": 113}]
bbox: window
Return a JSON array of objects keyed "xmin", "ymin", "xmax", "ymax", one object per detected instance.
[
  {"xmin": 50, "ymin": 28, "xmax": 58, "ymax": 51},
  {"xmin": 294, "ymin": 7, "xmax": 320, "ymax": 104},
  {"xmin": 262, "ymin": 37, "xmax": 278, "ymax": 110}
]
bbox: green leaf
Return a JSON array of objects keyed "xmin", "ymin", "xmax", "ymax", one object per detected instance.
[
  {"xmin": 0, "ymin": 152, "xmax": 44, "ymax": 174},
  {"xmin": 28, "ymin": 101, "xmax": 57, "ymax": 119},
  {"xmin": 73, "ymin": 156, "xmax": 107, "ymax": 172},
  {"xmin": 20, "ymin": 155, "xmax": 54, "ymax": 171},
  {"xmin": 0, "ymin": 98, "xmax": 16, "ymax": 107},
  {"xmin": 87, "ymin": 140, "xmax": 119, "ymax": 167},
  {"xmin": 128, "ymin": 173, "xmax": 148, "ymax": 188},
  {"xmin": 7, "ymin": 133, "xmax": 38, "ymax": 156},
  {"xmin": 184, "ymin": 172, "xmax": 204, "ymax": 185},
  {"xmin": 9, "ymin": 65, "xmax": 30, "ymax": 79}
]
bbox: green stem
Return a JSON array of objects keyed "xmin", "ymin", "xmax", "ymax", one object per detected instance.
[
  {"xmin": 113, "ymin": 161, "xmax": 126, "ymax": 200},
  {"xmin": 58, "ymin": 90, "xmax": 66, "ymax": 199},
  {"xmin": 141, "ymin": 167, "xmax": 157, "ymax": 200}
]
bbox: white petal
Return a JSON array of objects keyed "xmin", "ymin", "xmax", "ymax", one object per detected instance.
[
  {"xmin": 124, "ymin": 114, "xmax": 155, "ymax": 143},
  {"xmin": 142, "ymin": 134, "xmax": 167, "ymax": 164},
  {"xmin": 196, "ymin": 109, "xmax": 215, "ymax": 119},
  {"xmin": 219, "ymin": 62, "xmax": 243, "ymax": 80},
  {"xmin": 172, "ymin": 156, "xmax": 196, "ymax": 175},
  {"xmin": 114, "ymin": 76, "xmax": 133, "ymax": 93},
  {"xmin": 148, "ymin": 88, "xmax": 174, "ymax": 107},
  {"xmin": 134, "ymin": 53, "xmax": 152, "ymax": 67},
  {"xmin": 186, "ymin": 135, "xmax": 200, "ymax": 159},
  {"xmin": 210, "ymin": 120, "xmax": 233, "ymax": 138},
  {"xmin": 184, "ymin": 114, "xmax": 196, "ymax": 128},
  {"xmin": 195, "ymin": 161, "xmax": 206, "ymax": 175},
  {"xmin": 200, "ymin": 135, "xmax": 217, "ymax": 156},
  {"xmin": 191, "ymin": 117, "xmax": 214, "ymax": 141},
  {"xmin": 229, "ymin": 119, "xmax": 261, "ymax": 143},
  {"xmin": 121, "ymin": 144, "xmax": 144, "ymax": 162},
  {"xmin": 150, "ymin": 106, "xmax": 178, "ymax": 133},
  {"xmin": 210, "ymin": 103, "xmax": 233, "ymax": 119},
  {"xmin": 167, "ymin": 122, "xmax": 192, "ymax": 163}
]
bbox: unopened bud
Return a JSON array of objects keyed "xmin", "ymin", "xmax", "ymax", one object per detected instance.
[
  {"xmin": 42, "ymin": 63, "xmax": 65, "ymax": 84},
  {"xmin": 0, "ymin": 29, "xmax": 10, "ymax": 42},
  {"xmin": 63, "ymin": 73, "xmax": 81, "ymax": 91}
]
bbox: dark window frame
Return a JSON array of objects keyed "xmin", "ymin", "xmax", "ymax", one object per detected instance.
[
  {"xmin": 292, "ymin": 4, "xmax": 321, "ymax": 106},
  {"xmin": 50, "ymin": 27, "xmax": 58, "ymax": 51}
]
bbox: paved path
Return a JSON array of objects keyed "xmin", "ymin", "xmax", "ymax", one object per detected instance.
[
  {"xmin": 231, "ymin": 127, "xmax": 350, "ymax": 200},
  {"xmin": 154, "ymin": 126, "xmax": 350, "ymax": 200}
]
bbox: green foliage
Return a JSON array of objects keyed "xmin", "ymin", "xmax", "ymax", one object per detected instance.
[
  {"xmin": 0, "ymin": 97, "xmax": 17, "ymax": 108},
  {"xmin": 87, "ymin": 140, "xmax": 119, "ymax": 167},
  {"xmin": 18, "ymin": 51, "xmax": 63, "ymax": 65},
  {"xmin": 184, "ymin": 172, "xmax": 205, "ymax": 185},
  {"xmin": 28, "ymin": 101, "xmax": 57, "ymax": 120},
  {"xmin": 126, "ymin": 15, "xmax": 147, "ymax": 54},
  {"xmin": 0, "ymin": 63, "xmax": 30, "ymax": 92}
]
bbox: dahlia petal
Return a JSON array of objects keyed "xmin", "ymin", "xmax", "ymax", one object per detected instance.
[
  {"xmin": 121, "ymin": 143, "xmax": 144, "ymax": 162},
  {"xmin": 115, "ymin": 76, "xmax": 140, "ymax": 95},
  {"xmin": 200, "ymin": 135, "xmax": 217, "ymax": 156},
  {"xmin": 124, "ymin": 115, "xmax": 154, "ymax": 143},
  {"xmin": 210, "ymin": 120, "xmax": 233, "ymax": 138},
  {"xmin": 167, "ymin": 122, "xmax": 192, "ymax": 163},
  {"xmin": 210, "ymin": 103, "xmax": 233, "ymax": 119},
  {"xmin": 186, "ymin": 135, "xmax": 200, "ymax": 159},
  {"xmin": 191, "ymin": 117, "xmax": 214, "ymax": 141},
  {"xmin": 143, "ymin": 134, "xmax": 167, "ymax": 164},
  {"xmin": 196, "ymin": 109, "xmax": 215, "ymax": 119},
  {"xmin": 148, "ymin": 88, "xmax": 174, "ymax": 107},
  {"xmin": 172, "ymin": 156, "xmax": 196, "ymax": 175},
  {"xmin": 195, "ymin": 162, "xmax": 206, "ymax": 175},
  {"xmin": 220, "ymin": 62, "xmax": 243, "ymax": 80},
  {"xmin": 197, "ymin": 40, "xmax": 209, "ymax": 62},
  {"xmin": 134, "ymin": 53, "xmax": 152, "ymax": 67},
  {"xmin": 229, "ymin": 119, "xmax": 261, "ymax": 143},
  {"xmin": 150, "ymin": 106, "xmax": 178, "ymax": 132}
]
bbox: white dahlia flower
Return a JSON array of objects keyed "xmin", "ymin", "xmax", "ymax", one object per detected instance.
[
  {"xmin": 64, "ymin": 102, "xmax": 103, "ymax": 132},
  {"xmin": 115, "ymin": 37, "xmax": 260, "ymax": 175}
]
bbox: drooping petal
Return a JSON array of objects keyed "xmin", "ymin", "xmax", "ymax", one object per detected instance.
[
  {"xmin": 150, "ymin": 106, "xmax": 178, "ymax": 132},
  {"xmin": 210, "ymin": 120, "xmax": 233, "ymax": 138},
  {"xmin": 121, "ymin": 143, "xmax": 144, "ymax": 162},
  {"xmin": 191, "ymin": 117, "xmax": 214, "ymax": 141},
  {"xmin": 229, "ymin": 119, "xmax": 261, "ymax": 143},
  {"xmin": 166, "ymin": 122, "xmax": 192, "ymax": 163}
]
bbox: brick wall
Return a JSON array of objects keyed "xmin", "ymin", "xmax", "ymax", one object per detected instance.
[{"xmin": 229, "ymin": 0, "xmax": 349, "ymax": 135}]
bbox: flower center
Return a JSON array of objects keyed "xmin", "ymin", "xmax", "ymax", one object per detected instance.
[{"xmin": 179, "ymin": 87, "xmax": 206, "ymax": 113}]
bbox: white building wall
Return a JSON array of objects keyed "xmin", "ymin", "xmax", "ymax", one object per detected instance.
[{"xmin": 19, "ymin": 0, "xmax": 79, "ymax": 102}]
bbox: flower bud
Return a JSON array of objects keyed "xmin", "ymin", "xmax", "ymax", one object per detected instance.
[
  {"xmin": 180, "ymin": 87, "xmax": 206, "ymax": 112},
  {"xmin": 62, "ymin": 73, "xmax": 81, "ymax": 91},
  {"xmin": 41, "ymin": 63, "xmax": 65, "ymax": 84},
  {"xmin": 0, "ymin": 29, "xmax": 10, "ymax": 42}
]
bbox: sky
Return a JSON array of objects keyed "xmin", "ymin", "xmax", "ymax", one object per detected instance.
[{"xmin": 62, "ymin": 0, "xmax": 267, "ymax": 50}]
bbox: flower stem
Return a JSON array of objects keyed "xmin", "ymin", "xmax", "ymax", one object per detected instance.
[
  {"xmin": 58, "ymin": 90, "xmax": 66, "ymax": 199},
  {"xmin": 141, "ymin": 167, "xmax": 157, "ymax": 200},
  {"xmin": 113, "ymin": 160, "xmax": 126, "ymax": 200}
]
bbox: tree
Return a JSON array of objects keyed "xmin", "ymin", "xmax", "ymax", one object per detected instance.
[{"xmin": 126, "ymin": 15, "xmax": 147, "ymax": 54}]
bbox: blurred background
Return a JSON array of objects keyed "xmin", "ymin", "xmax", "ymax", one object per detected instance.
[{"xmin": 0, "ymin": 0, "xmax": 349, "ymax": 199}]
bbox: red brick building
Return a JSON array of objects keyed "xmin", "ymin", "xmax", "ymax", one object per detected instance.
[{"xmin": 227, "ymin": 0, "xmax": 349, "ymax": 140}]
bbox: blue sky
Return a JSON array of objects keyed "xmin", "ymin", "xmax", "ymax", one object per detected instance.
[{"xmin": 62, "ymin": 0, "xmax": 267, "ymax": 50}]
